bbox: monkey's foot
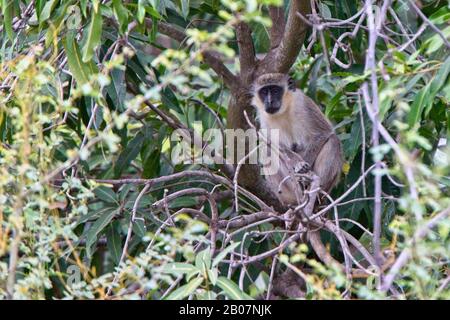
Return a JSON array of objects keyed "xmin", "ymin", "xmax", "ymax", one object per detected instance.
[{"xmin": 293, "ymin": 161, "xmax": 310, "ymax": 174}]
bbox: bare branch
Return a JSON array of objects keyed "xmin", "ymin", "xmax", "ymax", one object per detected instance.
[
  {"xmin": 363, "ymin": 0, "xmax": 391, "ymax": 284},
  {"xmin": 262, "ymin": 0, "xmax": 311, "ymax": 73},
  {"xmin": 268, "ymin": 6, "xmax": 286, "ymax": 49},
  {"xmin": 236, "ymin": 21, "xmax": 256, "ymax": 84}
]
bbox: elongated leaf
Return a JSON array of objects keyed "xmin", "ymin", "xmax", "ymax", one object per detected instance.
[
  {"xmin": 212, "ymin": 242, "xmax": 240, "ymax": 267},
  {"xmin": 181, "ymin": 0, "xmax": 189, "ymax": 19},
  {"xmin": 168, "ymin": 196, "xmax": 198, "ymax": 209},
  {"xmin": 85, "ymin": 208, "xmax": 118, "ymax": 252},
  {"xmin": 2, "ymin": 0, "xmax": 15, "ymax": 41},
  {"xmin": 162, "ymin": 263, "xmax": 199, "ymax": 275},
  {"xmin": 164, "ymin": 277, "xmax": 203, "ymax": 300},
  {"xmin": 207, "ymin": 268, "xmax": 218, "ymax": 286},
  {"xmin": 197, "ymin": 291, "xmax": 217, "ymax": 300},
  {"xmin": 195, "ymin": 248, "xmax": 211, "ymax": 275},
  {"xmin": 77, "ymin": 205, "xmax": 116, "ymax": 225},
  {"xmin": 343, "ymin": 118, "xmax": 362, "ymax": 162},
  {"xmin": 424, "ymin": 56, "xmax": 450, "ymax": 117},
  {"xmin": 429, "ymin": 57, "xmax": 450, "ymax": 96},
  {"xmin": 137, "ymin": 0, "xmax": 146, "ymax": 23},
  {"xmin": 38, "ymin": 0, "xmax": 57, "ymax": 22},
  {"xmin": 112, "ymin": 0, "xmax": 128, "ymax": 33},
  {"xmin": 216, "ymin": 277, "xmax": 253, "ymax": 300},
  {"xmin": 35, "ymin": 0, "xmax": 45, "ymax": 19},
  {"xmin": 429, "ymin": 6, "xmax": 450, "ymax": 24},
  {"xmin": 142, "ymin": 148, "xmax": 160, "ymax": 179},
  {"xmin": 93, "ymin": 186, "xmax": 118, "ymax": 204},
  {"xmin": 424, "ymin": 25, "xmax": 450, "ymax": 55},
  {"xmin": 63, "ymin": 34, "xmax": 98, "ymax": 84},
  {"xmin": 114, "ymin": 131, "xmax": 145, "ymax": 177},
  {"xmin": 106, "ymin": 222, "xmax": 122, "ymax": 265},
  {"xmin": 106, "ymin": 68, "xmax": 126, "ymax": 112},
  {"xmin": 82, "ymin": 6, "xmax": 103, "ymax": 62},
  {"xmin": 408, "ymin": 82, "xmax": 431, "ymax": 127},
  {"xmin": 132, "ymin": 218, "xmax": 146, "ymax": 238}
]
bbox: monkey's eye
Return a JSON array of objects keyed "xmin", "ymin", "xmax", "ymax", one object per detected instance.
[
  {"xmin": 271, "ymin": 87, "xmax": 280, "ymax": 95},
  {"xmin": 259, "ymin": 87, "xmax": 268, "ymax": 99}
]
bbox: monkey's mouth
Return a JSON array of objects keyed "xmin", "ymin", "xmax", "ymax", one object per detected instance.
[{"xmin": 265, "ymin": 107, "xmax": 280, "ymax": 114}]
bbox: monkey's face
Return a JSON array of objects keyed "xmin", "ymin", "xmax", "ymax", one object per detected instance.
[{"xmin": 257, "ymin": 85, "xmax": 285, "ymax": 114}]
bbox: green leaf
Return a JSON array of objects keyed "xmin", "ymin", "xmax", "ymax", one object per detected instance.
[
  {"xmin": 80, "ymin": 0, "xmax": 87, "ymax": 16},
  {"xmin": 342, "ymin": 71, "xmax": 370, "ymax": 85},
  {"xmin": 85, "ymin": 208, "xmax": 118, "ymax": 253},
  {"xmin": 82, "ymin": 5, "xmax": 103, "ymax": 62},
  {"xmin": 162, "ymin": 263, "xmax": 199, "ymax": 275},
  {"xmin": 212, "ymin": 242, "xmax": 240, "ymax": 267},
  {"xmin": 124, "ymin": 192, "xmax": 153, "ymax": 209},
  {"xmin": 430, "ymin": 57, "xmax": 450, "ymax": 96},
  {"xmin": 407, "ymin": 56, "xmax": 450, "ymax": 126},
  {"xmin": 2, "ymin": 0, "xmax": 15, "ymax": 41},
  {"xmin": 106, "ymin": 64, "xmax": 126, "ymax": 112},
  {"xmin": 343, "ymin": 117, "xmax": 362, "ymax": 162},
  {"xmin": 197, "ymin": 291, "xmax": 217, "ymax": 300},
  {"xmin": 318, "ymin": 2, "xmax": 331, "ymax": 19},
  {"xmin": 137, "ymin": 0, "xmax": 146, "ymax": 23},
  {"xmin": 168, "ymin": 196, "xmax": 198, "ymax": 209},
  {"xmin": 429, "ymin": 6, "xmax": 450, "ymax": 25},
  {"xmin": 118, "ymin": 184, "xmax": 134, "ymax": 203},
  {"xmin": 425, "ymin": 56, "xmax": 450, "ymax": 117},
  {"xmin": 181, "ymin": 0, "xmax": 190, "ymax": 19},
  {"xmin": 164, "ymin": 277, "xmax": 204, "ymax": 300},
  {"xmin": 132, "ymin": 218, "xmax": 146, "ymax": 238},
  {"xmin": 38, "ymin": 0, "xmax": 57, "ymax": 22},
  {"xmin": 408, "ymin": 82, "xmax": 431, "ymax": 127},
  {"xmin": 195, "ymin": 248, "xmax": 211, "ymax": 275},
  {"xmin": 106, "ymin": 221, "xmax": 122, "ymax": 265},
  {"xmin": 63, "ymin": 33, "xmax": 98, "ymax": 84},
  {"xmin": 112, "ymin": 0, "xmax": 128, "ymax": 33},
  {"xmin": 250, "ymin": 21, "xmax": 269, "ymax": 53},
  {"xmin": 142, "ymin": 148, "xmax": 160, "ymax": 179},
  {"xmin": 207, "ymin": 268, "xmax": 218, "ymax": 285},
  {"xmin": 43, "ymin": 1, "xmax": 75, "ymax": 48},
  {"xmin": 114, "ymin": 131, "xmax": 145, "ymax": 177},
  {"xmin": 93, "ymin": 186, "xmax": 118, "ymax": 204},
  {"xmin": 77, "ymin": 205, "xmax": 116, "ymax": 225},
  {"xmin": 35, "ymin": 0, "xmax": 45, "ymax": 19},
  {"xmin": 216, "ymin": 277, "xmax": 253, "ymax": 300},
  {"xmin": 424, "ymin": 25, "xmax": 450, "ymax": 55}
]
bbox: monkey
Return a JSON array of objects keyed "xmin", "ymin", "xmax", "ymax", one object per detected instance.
[{"xmin": 252, "ymin": 73, "xmax": 343, "ymax": 205}]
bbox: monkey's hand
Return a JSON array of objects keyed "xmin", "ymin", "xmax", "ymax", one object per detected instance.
[{"xmin": 293, "ymin": 161, "xmax": 310, "ymax": 174}]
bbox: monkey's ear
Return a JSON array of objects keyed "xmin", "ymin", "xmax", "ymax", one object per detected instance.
[{"xmin": 288, "ymin": 77, "xmax": 296, "ymax": 91}]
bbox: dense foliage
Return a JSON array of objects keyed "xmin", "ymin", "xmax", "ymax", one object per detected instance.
[{"xmin": 0, "ymin": 0, "xmax": 449, "ymax": 299}]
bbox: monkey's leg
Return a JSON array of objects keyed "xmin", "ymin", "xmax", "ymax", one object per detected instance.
[{"xmin": 312, "ymin": 134, "xmax": 343, "ymax": 192}]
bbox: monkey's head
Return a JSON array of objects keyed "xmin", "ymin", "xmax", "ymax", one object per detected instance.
[{"xmin": 252, "ymin": 73, "xmax": 295, "ymax": 116}]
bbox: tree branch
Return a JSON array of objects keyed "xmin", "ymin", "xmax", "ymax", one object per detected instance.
[
  {"xmin": 269, "ymin": 6, "xmax": 286, "ymax": 49},
  {"xmin": 261, "ymin": 0, "xmax": 311, "ymax": 73},
  {"xmin": 236, "ymin": 21, "xmax": 256, "ymax": 84}
]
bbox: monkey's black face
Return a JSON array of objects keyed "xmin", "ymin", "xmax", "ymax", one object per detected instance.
[{"xmin": 258, "ymin": 85, "xmax": 284, "ymax": 114}]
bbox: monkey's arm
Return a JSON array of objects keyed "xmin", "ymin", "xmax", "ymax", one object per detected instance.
[
  {"xmin": 295, "ymin": 132, "xmax": 333, "ymax": 167},
  {"xmin": 311, "ymin": 134, "xmax": 343, "ymax": 192}
]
